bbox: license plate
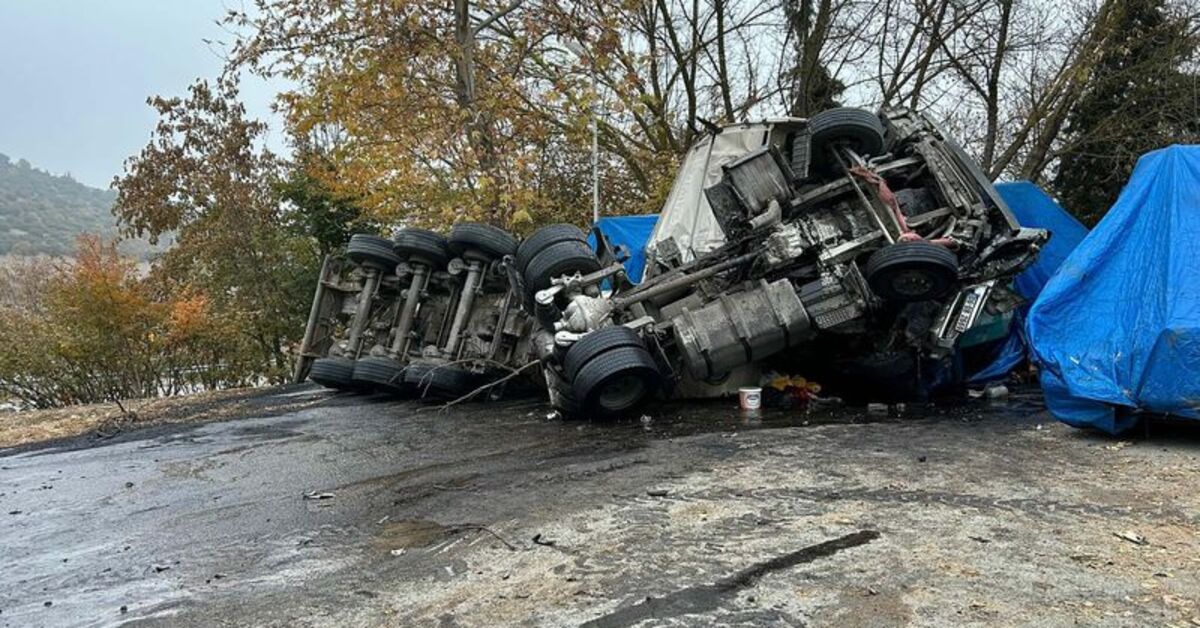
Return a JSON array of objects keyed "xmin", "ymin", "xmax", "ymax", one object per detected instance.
[{"xmin": 954, "ymin": 291, "xmax": 983, "ymax": 333}]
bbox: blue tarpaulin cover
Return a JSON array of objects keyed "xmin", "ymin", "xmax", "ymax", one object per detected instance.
[
  {"xmin": 589, "ymin": 215, "xmax": 659, "ymax": 283},
  {"xmin": 1027, "ymin": 145, "xmax": 1200, "ymax": 433},
  {"xmin": 969, "ymin": 182, "xmax": 1089, "ymax": 381}
]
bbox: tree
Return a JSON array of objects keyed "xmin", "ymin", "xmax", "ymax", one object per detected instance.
[
  {"xmin": 113, "ymin": 79, "xmax": 318, "ymax": 377},
  {"xmin": 228, "ymin": 0, "xmax": 557, "ymax": 228},
  {"xmin": 225, "ymin": 0, "xmax": 786, "ymax": 227},
  {"xmin": 218, "ymin": 0, "xmax": 1198, "ymax": 230},
  {"xmin": 781, "ymin": 0, "xmax": 845, "ymax": 116},
  {"xmin": 277, "ymin": 155, "xmax": 377, "ymax": 256},
  {"xmin": 1053, "ymin": 0, "xmax": 1199, "ymax": 222}
]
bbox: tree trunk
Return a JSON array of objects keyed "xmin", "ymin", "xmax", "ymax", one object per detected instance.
[{"xmin": 454, "ymin": 0, "xmax": 505, "ymax": 225}]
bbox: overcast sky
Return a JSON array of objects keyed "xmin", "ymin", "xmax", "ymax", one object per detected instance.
[{"xmin": 0, "ymin": 1, "xmax": 282, "ymax": 189}]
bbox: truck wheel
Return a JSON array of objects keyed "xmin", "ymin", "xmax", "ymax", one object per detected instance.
[
  {"xmin": 523, "ymin": 239, "xmax": 602, "ymax": 304},
  {"xmin": 865, "ymin": 241, "xmax": 958, "ymax": 302},
  {"xmin": 347, "ymin": 234, "xmax": 402, "ymax": 270},
  {"xmin": 309, "ymin": 357, "xmax": 356, "ymax": 390},
  {"xmin": 448, "ymin": 223, "xmax": 519, "ymax": 259},
  {"xmin": 516, "ymin": 224, "xmax": 588, "ymax": 276},
  {"xmin": 563, "ymin": 325, "xmax": 646, "ymax": 382},
  {"xmin": 351, "ymin": 356, "xmax": 407, "ymax": 395},
  {"xmin": 393, "ymin": 229, "xmax": 449, "ymax": 267},
  {"xmin": 572, "ymin": 345, "xmax": 661, "ymax": 419},
  {"xmin": 809, "ymin": 108, "xmax": 886, "ymax": 171},
  {"xmin": 403, "ymin": 360, "xmax": 478, "ymax": 400}
]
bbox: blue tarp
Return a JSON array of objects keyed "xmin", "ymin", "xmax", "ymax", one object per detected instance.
[
  {"xmin": 969, "ymin": 182, "xmax": 1089, "ymax": 381},
  {"xmin": 1027, "ymin": 145, "xmax": 1200, "ymax": 433},
  {"xmin": 589, "ymin": 215, "xmax": 659, "ymax": 283}
]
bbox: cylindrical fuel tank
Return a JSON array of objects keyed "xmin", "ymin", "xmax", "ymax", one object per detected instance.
[{"xmin": 671, "ymin": 278, "xmax": 812, "ymax": 380}]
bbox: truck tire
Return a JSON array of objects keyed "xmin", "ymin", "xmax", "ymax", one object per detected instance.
[
  {"xmin": 403, "ymin": 360, "xmax": 478, "ymax": 400},
  {"xmin": 865, "ymin": 241, "xmax": 958, "ymax": 302},
  {"xmin": 351, "ymin": 356, "xmax": 407, "ymax": 394},
  {"xmin": 347, "ymin": 234, "xmax": 402, "ymax": 270},
  {"xmin": 809, "ymin": 108, "xmax": 886, "ymax": 172},
  {"xmin": 309, "ymin": 357, "xmax": 356, "ymax": 390},
  {"xmin": 522, "ymin": 239, "xmax": 602, "ymax": 304},
  {"xmin": 516, "ymin": 224, "xmax": 588, "ymax": 275},
  {"xmin": 448, "ymin": 223, "xmax": 519, "ymax": 259},
  {"xmin": 563, "ymin": 325, "xmax": 646, "ymax": 382},
  {"xmin": 571, "ymin": 345, "xmax": 661, "ymax": 419},
  {"xmin": 393, "ymin": 229, "xmax": 449, "ymax": 267}
]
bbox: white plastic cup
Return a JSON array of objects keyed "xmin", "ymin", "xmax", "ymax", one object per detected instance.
[{"xmin": 739, "ymin": 387, "xmax": 762, "ymax": 410}]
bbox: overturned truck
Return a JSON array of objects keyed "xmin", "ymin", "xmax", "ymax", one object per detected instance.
[
  {"xmin": 296, "ymin": 225, "xmax": 537, "ymax": 400},
  {"xmin": 298, "ymin": 107, "xmax": 1048, "ymax": 419}
]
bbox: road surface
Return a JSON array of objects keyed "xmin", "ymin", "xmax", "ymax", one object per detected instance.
[{"xmin": 2, "ymin": 385, "xmax": 1199, "ymax": 626}]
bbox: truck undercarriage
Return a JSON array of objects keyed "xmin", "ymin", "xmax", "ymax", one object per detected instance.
[{"xmin": 297, "ymin": 107, "xmax": 1048, "ymax": 419}]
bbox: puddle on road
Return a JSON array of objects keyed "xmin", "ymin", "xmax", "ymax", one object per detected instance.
[{"xmin": 374, "ymin": 520, "xmax": 454, "ymax": 549}]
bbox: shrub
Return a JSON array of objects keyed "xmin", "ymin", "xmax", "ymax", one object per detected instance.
[{"xmin": 0, "ymin": 236, "xmax": 263, "ymax": 408}]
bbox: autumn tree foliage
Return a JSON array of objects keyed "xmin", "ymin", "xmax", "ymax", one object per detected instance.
[
  {"xmin": 225, "ymin": 0, "xmax": 1197, "ymax": 226},
  {"xmin": 113, "ymin": 79, "xmax": 321, "ymax": 376},
  {"xmin": 225, "ymin": 0, "xmax": 789, "ymax": 229},
  {"xmin": 0, "ymin": 237, "xmax": 259, "ymax": 408}
]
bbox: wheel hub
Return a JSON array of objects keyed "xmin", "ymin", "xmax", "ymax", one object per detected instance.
[
  {"xmin": 891, "ymin": 269, "xmax": 936, "ymax": 297},
  {"xmin": 597, "ymin": 373, "xmax": 647, "ymax": 410}
]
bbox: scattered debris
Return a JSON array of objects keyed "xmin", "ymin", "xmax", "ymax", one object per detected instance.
[
  {"xmin": 1105, "ymin": 441, "xmax": 1132, "ymax": 451},
  {"xmin": 450, "ymin": 524, "xmax": 519, "ymax": 551},
  {"xmin": 1113, "ymin": 531, "xmax": 1148, "ymax": 546},
  {"xmin": 389, "ymin": 548, "xmax": 406, "ymax": 557},
  {"xmin": 984, "ymin": 384, "xmax": 1009, "ymax": 399},
  {"xmin": 302, "ymin": 491, "xmax": 335, "ymax": 501},
  {"xmin": 810, "ymin": 396, "xmax": 844, "ymax": 408}
]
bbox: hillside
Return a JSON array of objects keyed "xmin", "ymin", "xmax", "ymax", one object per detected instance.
[{"xmin": 0, "ymin": 153, "xmax": 145, "ymax": 257}]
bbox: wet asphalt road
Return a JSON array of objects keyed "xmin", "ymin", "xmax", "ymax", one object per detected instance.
[{"xmin": 2, "ymin": 385, "xmax": 1199, "ymax": 627}]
